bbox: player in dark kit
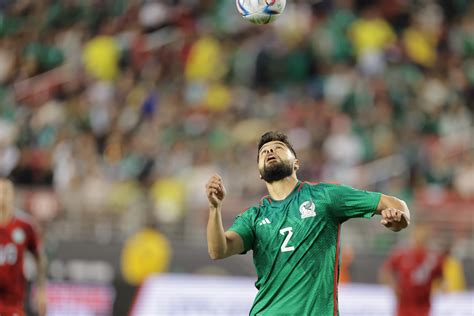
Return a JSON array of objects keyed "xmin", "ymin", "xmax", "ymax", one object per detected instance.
[
  {"xmin": 205, "ymin": 131, "xmax": 410, "ymax": 315},
  {"xmin": 0, "ymin": 179, "xmax": 47, "ymax": 316}
]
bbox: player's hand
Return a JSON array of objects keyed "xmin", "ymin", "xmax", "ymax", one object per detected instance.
[
  {"xmin": 205, "ymin": 174, "xmax": 226, "ymax": 208},
  {"xmin": 380, "ymin": 208, "xmax": 408, "ymax": 232}
]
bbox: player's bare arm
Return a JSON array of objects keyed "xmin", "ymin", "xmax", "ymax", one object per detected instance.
[
  {"xmin": 36, "ymin": 248, "xmax": 47, "ymax": 316},
  {"xmin": 376, "ymin": 194, "xmax": 410, "ymax": 232},
  {"xmin": 35, "ymin": 246, "xmax": 48, "ymax": 316},
  {"xmin": 206, "ymin": 174, "xmax": 244, "ymax": 260}
]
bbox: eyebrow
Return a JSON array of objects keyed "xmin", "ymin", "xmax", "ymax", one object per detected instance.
[{"xmin": 259, "ymin": 141, "xmax": 286, "ymax": 154}]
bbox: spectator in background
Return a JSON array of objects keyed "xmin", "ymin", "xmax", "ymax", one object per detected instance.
[
  {"xmin": 83, "ymin": 22, "xmax": 120, "ymax": 81},
  {"xmin": 0, "ymin": 38, "xmax": 16, "ymax": 84},
  {"xmin": 438, "ymin": 239, "xmax": 466, "ymax": 293},
  {"xmin": 0, "ymin": 0, "xmax": 470, "ymax": 247},
  {"xmin": 453, "ymin": 152, "xmax": 474, "ymax": 199},
  {"xmin": 349, "ymin": 3, "xmax": 396, "ymax": 75},
  {"xmin": 380, "ymin": 224, "xmax": 444, "ymax": 316}
]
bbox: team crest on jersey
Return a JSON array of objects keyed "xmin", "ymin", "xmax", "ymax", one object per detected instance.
[
  {"xmin": 299, "ymin": 200, "xmax": 316, "ymax": 219},
  {"xmin": 12, "ymin": 228, "xmax": 25, "ymax": 244}
]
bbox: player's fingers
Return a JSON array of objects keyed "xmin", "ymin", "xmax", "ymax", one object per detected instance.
[
  {"xmin": 207, "ymin": 175, "xmax": 220, "ymax": 185},
  {"xmin": 209, "ymin": 184, "xmax": 220, "ymax": 193},
  {"xmin": 205, "ymin": 183, "xmax": 217, "ymax": 194},
  {"xmin": 218, "ymin": 182, "xmax": 225, "ymax": 193},
  {"xmin": 214, "ymin": 173, "xmax": 222, "ymax": 180},
  {"xmin": 211, "ymin": 174, "xmax": 223, "ymax": 183},
  {"xmin": 209, "ymin": 182, "xmax": 225, "ymax": 195},
  {"xmin": 393, "ymin": 209, "xmax": 401, "ymax": 221},
  {"xmin": 388, "ymin": 208, "xmax": 401, "ymax": 221},
  {"xmin": 209, "ymin": 178, "xmax": 224, "ymax": 189},
  {"xmin": 206, "ymin": 186, "xmax": 215, "ymax": 198},
  {"xmin": 210, "ymin": 179, "xmax": 223, "ymax": 189},
  {"xmin": 387, "ymin": 209, "xmax": 395, "ymax": 219},
  {"xmin": 208, "ymin": 186, "xmax": 216, "ymax": 193},
  {"xmin": 205, "ymin": 188, "xmax": 214, "ymax": 198},
  {"xmin": 208, "ymin": 191, "xmax": 219, "ymax": 201},
  {"xmin": 382, "ymin": 209, "xmax": 392, "ymax": 220},
  {"xmin": 205, "ymin": 178, "xmax": 216, "ymax": 189},
  {"xmin": 208, "ymin": 182, "xmax": 220, "ymax": 189},
  {"xmin": 208, "ymin": 185, "xmax": 223, "ymax": 195}
]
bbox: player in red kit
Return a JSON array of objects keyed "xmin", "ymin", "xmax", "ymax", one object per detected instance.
[
  {"xmin": 0, "ymin": 179, "xmax": 47, "ymax": 316},
  {"xmin": 380, "ymin": 225, "xmax": 444, "ymax": 316}
]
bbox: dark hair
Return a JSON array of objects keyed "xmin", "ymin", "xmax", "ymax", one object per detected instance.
[{"xmin": 257, "ymin": 131, "xmax": 297, "ymax": 161}]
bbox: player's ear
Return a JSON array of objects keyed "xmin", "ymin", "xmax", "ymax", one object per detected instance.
[{"xmin": 293, "ymin": 159, "xmax": 300, "ymax": 172}]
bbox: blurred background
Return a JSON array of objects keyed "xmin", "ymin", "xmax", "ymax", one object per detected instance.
[{"xmin": 0, "ymin": 0, "xmax": 472, "ymax": 315}]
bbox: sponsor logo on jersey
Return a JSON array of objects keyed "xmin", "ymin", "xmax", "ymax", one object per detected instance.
[
  {"xmin": 12, "ymin": 228, "xmax": 25, "ymax": 244},
  {"xmin": 0, "ymin": 243, "xmax": 18, "ymax": 265},
  {"xmin": 299, "ymin": 200, "xmax": 316, "ymax": 219},
  {"xmin": 258, "ymin": 218, "xmax": 271, "ymax": 226}
]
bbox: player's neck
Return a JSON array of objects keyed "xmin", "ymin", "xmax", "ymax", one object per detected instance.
[{"xmin": 266, "ymin": 176, "xmax": 299, "ymax": 201}]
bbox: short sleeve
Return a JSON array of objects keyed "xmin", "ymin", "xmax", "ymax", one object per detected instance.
[
  {"xmin": 323, "ymin": 183, "xmax": 381, "ymax": 222},
  {"xmin": 228, "ymin": 209, "xmax": 255, "ymax": 253}
]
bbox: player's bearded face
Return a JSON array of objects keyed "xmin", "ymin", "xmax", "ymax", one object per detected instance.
[{"xmin": 260, "ymin": 159, "xmax": 294, "ymax": 183}]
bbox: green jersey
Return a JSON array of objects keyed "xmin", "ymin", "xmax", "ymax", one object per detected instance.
[{"xmin": 228, "ymin": 181, "xmax": 381, "ymax": 316}]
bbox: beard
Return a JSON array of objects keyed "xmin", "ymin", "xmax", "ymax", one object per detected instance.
[{"xmin": 260, "ymin": 160, "xmax": 293, "ymax": 183}]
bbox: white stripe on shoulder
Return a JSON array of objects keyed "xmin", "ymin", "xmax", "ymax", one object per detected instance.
[{"xmin": 13, "ymin": 209, "xmax": 35, "ymax": 224}]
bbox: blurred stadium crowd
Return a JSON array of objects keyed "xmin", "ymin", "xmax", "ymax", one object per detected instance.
[{"xmin": 0, "ymin": 0, "xmax": 472, "ymax": 250}]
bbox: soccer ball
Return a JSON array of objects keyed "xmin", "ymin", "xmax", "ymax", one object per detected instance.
[{"xmin": 236, "ymin": 0, "xmax": 286, "ymax": 25}]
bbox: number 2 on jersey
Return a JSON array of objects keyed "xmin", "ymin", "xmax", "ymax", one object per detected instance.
[{"xmin": 279, "ymin": 227, "xmax": 295, "ymax": 252}]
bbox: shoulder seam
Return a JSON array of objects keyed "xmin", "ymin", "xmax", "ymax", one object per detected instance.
[{"xmin": 259, "ymin": 195, "xmax": 272, "ymax": 206}]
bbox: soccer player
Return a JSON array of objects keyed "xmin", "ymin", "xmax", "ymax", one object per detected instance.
[
  {"xmin": 379, "ymin": 225, "xmax": 443, "ymax": 316},
  {"xmin": 205, "ymin": 131, "xmax": 410, "ymax": 315},
  {"xmin": 0, "ymin": 178, "xmax": 47, "ymax": 316}
]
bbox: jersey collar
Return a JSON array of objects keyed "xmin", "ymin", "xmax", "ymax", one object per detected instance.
[{"xmin": 266, "ymin": 180, "xmax": 302, "ymax": 205}]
